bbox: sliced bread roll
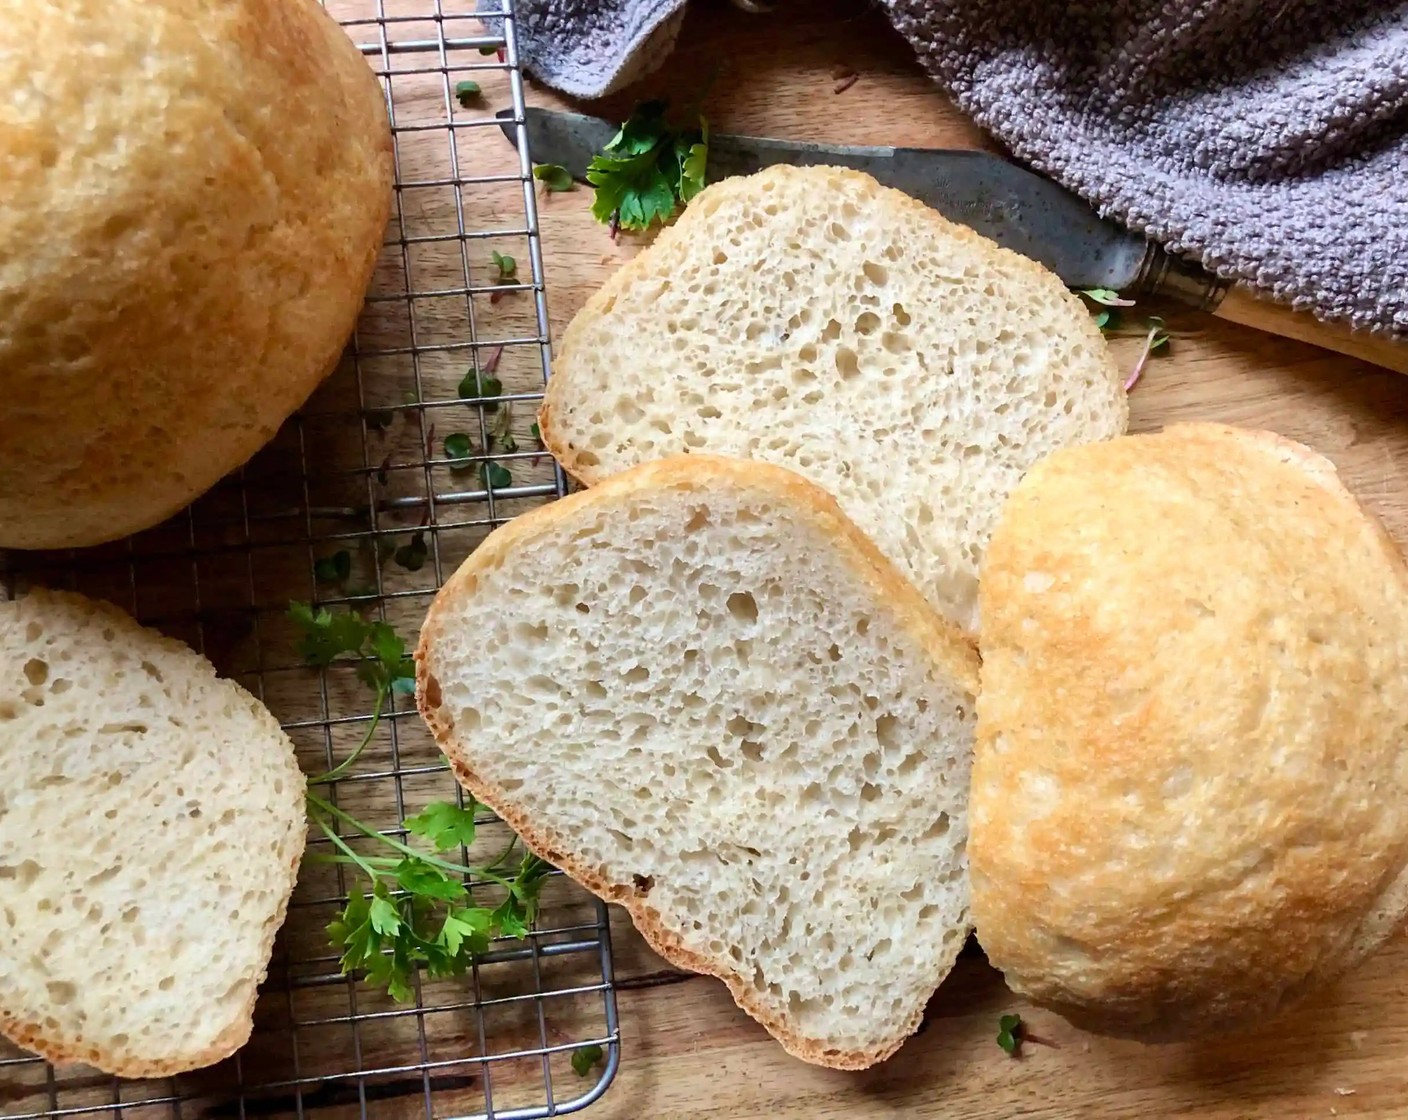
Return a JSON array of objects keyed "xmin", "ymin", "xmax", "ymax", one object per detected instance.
[
  {"xmin": 416, "ymin": 454, "xmax": 980, "ymax": 1068},
  {"xmin": 973, "ymin": 424, "xmax": 1408, "ymax": 1040},
  {"xmin": 0, "ymin": 590, "xmax": 306, "ymax": 1076},
  {"xmin": 540, "ymin": 165, "xmax": 1127, "ymax": 632}
]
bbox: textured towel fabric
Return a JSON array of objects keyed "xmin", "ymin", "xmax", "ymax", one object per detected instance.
[{"xmin": 498, "ymin": 0, "xmax": 1408, "ymax": 337}]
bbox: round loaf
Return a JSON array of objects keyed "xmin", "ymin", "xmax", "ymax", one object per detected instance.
[
  {"xmin": 972, "ymin": 423, "xmax": 1408, "ymax": 1040},
  {"xmin": 0, "ymin": 0, "xmax": 392, "ymax": 549}
]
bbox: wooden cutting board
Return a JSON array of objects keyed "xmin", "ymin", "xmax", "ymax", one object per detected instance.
[{"xmin": 524, "ymin": 2, "xmax": 1408, "ymax": 1117}]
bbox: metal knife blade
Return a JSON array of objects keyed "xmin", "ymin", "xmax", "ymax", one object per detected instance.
[{"xmin": 496, "ymin": 106, "xmax": 1213, "ymax": 297}]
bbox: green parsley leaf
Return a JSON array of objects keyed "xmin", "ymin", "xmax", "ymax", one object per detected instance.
[
  {"xmin": 394, "ymin": 857, "xmax": 468, "ymax": 902},
  {"xmin": 313, "ymin": 550, "xmax": 352, "ymax": 585},
  {"xmin": 530, "ymin": 420, "xmax": 542, "ymax": 445},
  {"xmin": 393, "ymin": 530, "xmax": 429, "ymax": 573},
  {"xmin": 404, "ymin": 800, "xmax": 479, "ymax": 850},
  {"xmin": 533, "ymin": 164, "xmax": 574, "ymax": 192},
  {"xmin": 288, "ymin": 602, "xmax": 370, "ymax": 668},
  {"xmin": 368, "ymin": 894, "xmax": 403, "ymax": 938},
  {"xmin": 444, "ymin": 432, "xmax": 476, "ymax": 471},
  {"xmin": 481, "ymin": 461, "xmax": 512, "ymax": 489},
  {"xmin": 1079, "ymin": 288, "xmax": 1136, "ymax": 308},
  {"xmin": 585, "ymin": 101, "xmax": 708, "ymax": 232},
  {"xmin": 454, "ymin": 80, "xmax": 482, "ymax": 108},
  {"xmin": 1147, "ymin": 315, "xmax": 1170, "ymax": 351},
  {"xmin": 458, "ymin": 369, "xmax": 503, "ymax": 410},
  {"xmin": 571, "ymin": 1044, "xmax": 605, "ymax": 1077},
  {"xmin": 439, "ymin": 906, "xmax": 494, "ymax": 959},
  {"xmin": 996, "ymin": 1013, "xmax": 1023, "ymax": 1056},
  {"xmin": 492, "ymin": 893, "xmax": 532, "ymax": 940},
  {"xmin": 478, "ymin": 44, "xmax": 498, "ymax": 56},
  {"xmin": 491, "ymin": 250, "xmax": 517, "ymax": 280}
]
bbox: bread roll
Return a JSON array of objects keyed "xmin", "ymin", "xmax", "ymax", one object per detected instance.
[
  {"xmin": 540, "ymin": 164, "xmax": 1127, "ymax": 634},
  {"xmin": 972, "ymin": 423, "xmax": 1408, "ymax": 1040},
  {"xmin": 417, "ymin": 454, "xmax": 980, "ymax": 1069},
  {"xmin": 0, "ymin": 589, "xmax": 306, "ymax": 1076},
  {"xmin": 0, "ymin": 0, "xmax": 392, "ymax": 549}
]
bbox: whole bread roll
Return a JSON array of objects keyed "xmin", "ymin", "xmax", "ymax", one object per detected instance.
[
  {"xmin": 972, "ymin": 423, "xmax": 1408, "ymax": 1040},
  {"xmin": 0, "ymin": 0, "xmax": 392, "ymax": 549}
]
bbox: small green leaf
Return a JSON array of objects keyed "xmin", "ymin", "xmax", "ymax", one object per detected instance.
[
  {"xmin": 530, "ymin": 421, "xmax": 543, "ymax": 445},
  {"xmin": 458, "ymin": 369, "xmax": 503, "ymax": 410},
  {"xmin": 439, "ymin": 906, "xmax": 493, "ymax": 958},
  {"xmin": 533, "ymin": 164, "xmax": 574, "ymax": 192},
  {"xmin": 1092, "ymin": 309, "xmax": 1113, "ymax": 331},
  {"xmin": 444, "ymin": 432, "xmax": 476, "ymax": 470},
  {"xmin": 368, "ymin": 895, "xmax": 402, "ymax": 938},
  {"xmin": 391, "ymin": 675, "xmax": 416, "ymax": 695},
  {"xmin": 394, "ymin": 858, "xmax": 468, "ymax": 902},
  {"xmin": 1147, "ymin": 315, "xmax": 1171, "ymax": 351},
  {"xmin": 288, "ymin": 602, "xmax": 371, "ymax": 667},
  {"xmin": 492, "ymin": 893, "xmax": 531, "ymax": 940},
  {"xmin": 481, "ymin": 461, "xmax": 512, "ymax": 489},
  {"xmin": 454, "ymin": 80, "xmax": 482, "ymax": 108},
  {"xmin": 393, "ymin": 530, "xmax": 429, "ymax": 573},
  {"xmin": 996, "ymin": 1012, "xmax": 1023, "ymax": 1056},
  {"xmin": 478, "ymin": 44, "xmax": 499, "ymax": 56},
  {"xmin": 491, "ymin": 250, "xmax": 517, "ymax": 280},
  {"xmin": 404, "ymin": 801, "xmax": 479, "ymax": 850},
  {"xmin": 314, "ymin": 550, "xmax": 352, "ymax": 585},
  {"xmin": 1078, "ymin": 288, "xmax": 1135, "ymax": 308},
  {"xmin": 571, "ymin": 1044, "xmax": 605, "ymax": 1078}
]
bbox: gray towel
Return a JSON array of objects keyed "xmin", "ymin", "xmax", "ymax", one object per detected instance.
[{"xmin": 494, "ymin": 0, "xmax": 1408, "ymax": 337}]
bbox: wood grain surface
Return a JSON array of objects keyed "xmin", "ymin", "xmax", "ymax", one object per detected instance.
[{"xmin": 4, "ymin": 1, "xmax": 1408, "ymax": 1118}]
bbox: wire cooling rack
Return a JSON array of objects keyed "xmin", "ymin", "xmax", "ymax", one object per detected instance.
[{"xmin": 0, "ymin": 2, "xmax": 620, "ymax": 1117}]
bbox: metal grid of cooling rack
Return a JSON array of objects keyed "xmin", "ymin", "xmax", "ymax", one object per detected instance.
[{"xmin": 0, "ymin": 3, "xmax": 619, "ymax": 1118}]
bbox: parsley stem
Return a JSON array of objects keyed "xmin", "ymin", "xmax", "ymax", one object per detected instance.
[
  {"xmin": 306, "ymin": 684, "xmax": 388, "ymax": 786},
  {"xmin": 305, "ymin": 790, "xmax": 517, "ymax": 890},
  {"xmin": 311, "ymin": 811, "xmax": 381, "ymax": 881}
]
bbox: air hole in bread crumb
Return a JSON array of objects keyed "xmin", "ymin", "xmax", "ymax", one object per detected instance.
[
  {"xmin": 856, "ymin": 311, "xmax": 881, "ymax": 336},
  {"xmin": 829, "ymin": 222, "xmax": 850, "ymax": 241},
  {"xmin": 632, "ymin": 873, "xmax": 654, "ymax": 895},
  {"xmin": 726, "ymin": 592, "xmax": 758, "ymax": 624},
  {"xmin": 921, "ymin": 813, "xmax": 951, "ymax": 842},
  {"xmin": 0, "ymin": 702, "xmax": 17, "ymax": 721},
  {"xmin": 860, "ymin": 782, "xmax": 881, "ymax": 803},
  {"xmin": 706, "ymin": 745, "xmax": 732, "ymax": 769},
  {"xmin": 23, "ymin": 659, "xmax": 48, "ymax": 687},
  {"xmin": 892, "ymin": 303, "xmax": 912, "ymax": 327},
  {"xmin": 862, "ymin": 261, "xmax": 888, "ymax": 287},
  {"xmin": 835, "ymin": 347, "xmax": 860, "ymax": 380}
]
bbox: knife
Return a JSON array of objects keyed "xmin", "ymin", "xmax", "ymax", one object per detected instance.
[{"xmin": 498, "ymin": 107, "xmax": 1407, "ymax": 376}]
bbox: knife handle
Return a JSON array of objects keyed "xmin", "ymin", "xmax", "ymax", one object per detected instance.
[{"xmin": 1209, "ymin": 286, "xmax": 1408, "ymax": 377}]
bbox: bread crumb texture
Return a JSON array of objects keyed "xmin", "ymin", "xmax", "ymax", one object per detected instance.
[
  {"xmin": 417, "ymin": 455, "xmax": 980, "ymax": 1068},
  {"xmin": 0, "ymin": 0, "xmax": 392, "ymax": 549},
  {"xmin": 0, "ymin": 590, "xmax": 306, "ymax": 1076},
  {"xmin": 973, "ymin": 423, "xmax": 1408, "ymax": 1040},
  {"xmin": 542, "ymin": 165, "xmax": 1127, "ymax": 632}
]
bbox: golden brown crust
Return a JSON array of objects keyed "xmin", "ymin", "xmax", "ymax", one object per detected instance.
[
  {"xmin": 0, "ymin": 590, "xmax": 307, "ymax": 1076},
  {"xmin": 416, "ymin": 453, "xmax": 979, "ymax": 1069},
  {"xmin": 0, "ymin": 0, "xmax": 392, "ymax": 548},
  {"xmin": 971, "ymin": 422, "xmax": 1408, "ymax": 1041},
  {"xmin": 539, "ymin": 163, "xmax": 1121, "ymax": 485}
]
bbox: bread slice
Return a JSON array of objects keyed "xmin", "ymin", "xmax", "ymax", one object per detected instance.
[
  {"xmin": 416, "ymin": 454, "xmax": 980, "ymax": 1069},
  {"xmin": 0, "ymin": 589, "xmax": 306, "ymax": 1076},
  {"xmin": 540, "ymin": 164, "xmax": 1127, "ymax": 633}
]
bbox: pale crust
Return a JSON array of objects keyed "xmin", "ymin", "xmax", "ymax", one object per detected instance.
[
  {"xmin": 538, "ymin": 163, "xmax": 1122, "ymax": 486},
  {"xmin": 0, "ymin": 0, "xmax": 392, "ymax": 548},
  {"xmin": 0, "ymin": 591, "xmax": 307, "ymax": 1076},
  {"xmin": 416, "ymin": 454, "xmax": 980, "ymax": 1069},
  {"xmin": 972, "ymin": 422, "xmax": 1408, "ymax": 1040}
]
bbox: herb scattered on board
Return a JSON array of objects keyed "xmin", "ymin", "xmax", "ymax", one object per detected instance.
[
  {"xmin": 1074, "ymin": 288, "xmax": 1172, "ymax": 387},
  {"xmin": 1078, "ymin": 288, "xmax": 1136, "ymax": 308},
  {"xmin": 996, "ymin": 1013, "xmax": 1023, "ymax": 1056},
  {"xmin": 290, "ymin": 604, "xmax": 551, "ymax": 1000},
  {"xmin": 459, "ymin": 368, "xmax": 503, "ymax": 410},
  {"xmin": 571, "ymin": 1044, "xmax": 605, "ymax": 1077},
  {"xmin": 533, "ymin": 164, "xmax": 575, "ymax": 192},
  {"xmin": 393, "ymin": 529, "xmax": 429, "ymax": 572},
  {"xmin": 1124, "ymin": 315, "xmax": 1170, "ymax": 392},
  {"xmin": 491, "ymin": 250, "xmax": 517, "ymax": 281},
  {"xmin": 314, "ymin": 550, "xmax": 352, "ymax": 585},
  {"xmin": 586, "ymin": 100, "xmax": 708, "ymax": 232},
  {"xmin": 482, "ymin": 461, "xmax": 512, "ymax": 489},
  {"xmin": 489, "ymin": 402, "xmax": 517, "ymax": 453},
  {"xmin": 454, "ymin": 80, "xmax": 482, "ymax": 108},
  {"xmin": 444, "ymin": 432, "xmax": 477, "ymax": 472}
]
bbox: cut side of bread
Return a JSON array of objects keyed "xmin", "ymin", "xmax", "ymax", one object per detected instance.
[
  {"xmin": 541, "ymin": 165, "xmax": 1127, "ymax": 633},
  {"xmin": 416, "ymin": 454, "xmax": 980, "ymax": 1069},
  {"xmin": 0, "ymin": 590, "xmax": 306, "ymax": 1076}
]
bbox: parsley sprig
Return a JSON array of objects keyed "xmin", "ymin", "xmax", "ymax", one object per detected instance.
[
  {"xmin": 586, "ymin": 101, "xmax": 708, "ymax": 232},
  {"xmin": 289, "ymin": 604, "xmax": 550, "ymax": 1000}
]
